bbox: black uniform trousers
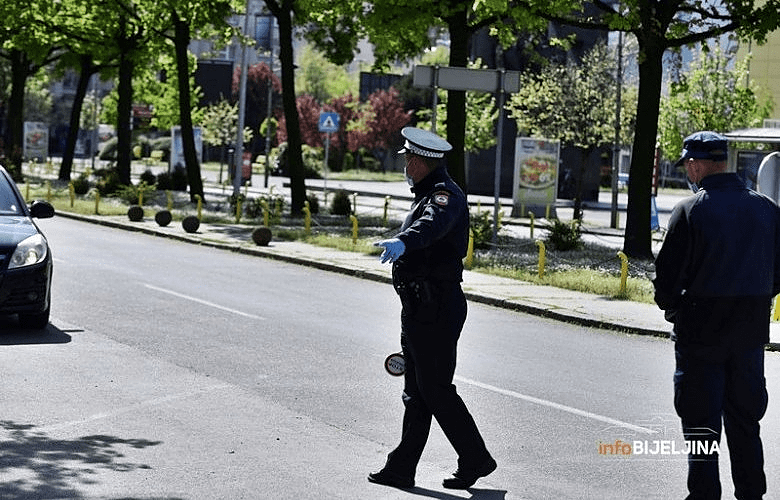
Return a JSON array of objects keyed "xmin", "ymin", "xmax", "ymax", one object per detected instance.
[
  {"xmin": 384, "ymin": 280, "xmax": 491, "ymax": 477},
  {"xmin": 674, "ymin": 342, "xmax": 767, "ymax": 500}
]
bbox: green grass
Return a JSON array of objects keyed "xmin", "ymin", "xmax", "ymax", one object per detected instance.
[
  {"xmin": 200, "ymin": 161, "xmax": 405, "ymax": 183},
  {"xmin": 325, "ymin": 170, "xmax": 405, "ymax": 182},
  {"xmin": 472, "ymin": 264, "xmax": 654, "ymax": 303}
]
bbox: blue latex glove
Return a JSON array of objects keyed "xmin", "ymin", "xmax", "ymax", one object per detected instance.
[{"xmin": 374, "ymin": 238, "xmax": 406, "ymax": 263}]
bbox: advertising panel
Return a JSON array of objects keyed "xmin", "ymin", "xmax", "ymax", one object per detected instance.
[
  {"xmin": 24, "ymin": 122, "xmax": 48, "ymax": 161},
  {"xmin": 170, "ymin": 126, "xmax": 203, "ymax": 171},
  {"xmin": 512, "ymin": 137, "xmax": 560, "ymax": 217}
]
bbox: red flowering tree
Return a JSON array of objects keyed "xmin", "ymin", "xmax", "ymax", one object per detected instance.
[
  {"xmin": 276, "ymin": 94, "xmax": 322, "ymax": 147},
  {"xmin": 364, "ymin": 87, "xmax": 410, "ymax": 152},
  {"xmin": 277, "ymin": 87, "xmax": 410, "ymax": 171},
  {"xmin": 232, "ymin": 62, "xmax": 282, "ymax": 156}
]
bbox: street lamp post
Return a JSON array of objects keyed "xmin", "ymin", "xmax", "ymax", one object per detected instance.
[
  {"xmin": 611, "ymin": 29, "xmax": 624, "ymax": 229},
  {"xmin": 234, "ymin": 0, "xmax": 251, "ymax": 196}
]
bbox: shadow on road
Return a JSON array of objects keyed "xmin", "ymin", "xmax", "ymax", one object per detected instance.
[
  {"xmin": 0, "ymin": 420, "xmax": 170, "ymax": 499},
  {"xmin": 0, "ymin": 318, "xmax": 72, "ymax": 345},
  {"xmin": 402, "ymin": 486, "xmax": 508, "ymax": 499}
]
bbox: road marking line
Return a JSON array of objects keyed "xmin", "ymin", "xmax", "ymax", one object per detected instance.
[
  {"xmin": 144, "ymin": 283, "xmax": 265, "ymax": 320},
  {"xmin": 455, "ymin": 375, "xmax": 656, "ymax": 434},
  {"xmin": 32, "ymin": 383, "xmax": 233, "ymax": 434}
]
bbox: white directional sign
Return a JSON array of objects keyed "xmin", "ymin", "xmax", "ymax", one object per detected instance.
[
  {"xmin": 318, "ymin": 112, "xmax": 340, "ymax": 133},
  {"xmin": 413, "ymin": 65, "xmax": 520, "ymax": 93}
]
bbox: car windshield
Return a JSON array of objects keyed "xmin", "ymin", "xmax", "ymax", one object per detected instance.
[{"xmin": 0, "ymin": 174, "xmax": 24, "ymax": 215}]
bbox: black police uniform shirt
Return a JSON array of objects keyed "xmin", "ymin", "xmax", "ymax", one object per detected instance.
[
  {"xmin": 653, "ymin": 172, "xmax": 780, "ymax": 348},
  {"xmin": 392, "ymin": 165, "xmax": 469, "ymax": 283}
]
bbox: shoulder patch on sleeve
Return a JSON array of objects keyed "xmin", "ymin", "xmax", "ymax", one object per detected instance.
[{"xmin": 432, "ymin": 190, "xmax": 450, "ymax": 206}]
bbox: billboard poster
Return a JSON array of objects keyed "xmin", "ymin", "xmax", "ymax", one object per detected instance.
[
  {"xmin": 24, "ymin": 122, "xmax": 49, "ymax": 161},
  {"xmin": 170, "ymin": 126, "xmax": 202, "ymax": 172},
  {"xmin": 512, "ymin": 137, "xmax": 560, "ymax": 217}
]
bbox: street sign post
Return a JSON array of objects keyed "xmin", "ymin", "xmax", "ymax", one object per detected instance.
[
  {"xmin": 413, "ymin": 65, "xmax": 521, "ymax": 243},
  {"xmin": 318, "ymin": 112, "xmax": 340, "ymax": 133},
  {"xmin": 319, "ymin": 112, "xmax": 340, "ymax": 202}
]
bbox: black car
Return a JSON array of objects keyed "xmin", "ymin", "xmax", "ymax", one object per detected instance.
[{"xmin": 0, "ymin": 166, "xmax": 54, "ymax": 329}]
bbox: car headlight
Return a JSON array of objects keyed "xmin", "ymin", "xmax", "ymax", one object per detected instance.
[{"xmin": 9, "ymin": 234, "xmax": 48, "ymax": 269}]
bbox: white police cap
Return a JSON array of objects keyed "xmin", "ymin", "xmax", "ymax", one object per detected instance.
[{"xmin": 397, "ymin": 127, "xmax": 452, "ymax": 158}]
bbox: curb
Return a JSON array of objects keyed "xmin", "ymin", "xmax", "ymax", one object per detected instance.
[
  {"xmin": 50, "ymin": 210, "xmax": 670, "ymax": 338},
  {"xmin": 55, "ymin": 209, "xmax": 780, "ymax": 352}
]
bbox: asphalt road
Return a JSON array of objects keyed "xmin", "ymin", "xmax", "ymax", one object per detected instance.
[{"xmin": 2, "ymin": 216, "xmax": 780, "ymax": 499}]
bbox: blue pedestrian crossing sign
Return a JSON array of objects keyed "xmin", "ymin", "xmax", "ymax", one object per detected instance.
[{"xmin": 319, "ymin": 112, "xmax": 340, "ymax": 133}]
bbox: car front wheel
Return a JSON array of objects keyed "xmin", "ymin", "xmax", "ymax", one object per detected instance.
[{"xmin": 18, "ymin": 305, "xmax": 50, "ymax": 330}]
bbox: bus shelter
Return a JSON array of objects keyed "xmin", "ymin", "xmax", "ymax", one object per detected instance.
[{"xmin": 724, "ymin": 125, "xmax": 780, "ymax": 191}]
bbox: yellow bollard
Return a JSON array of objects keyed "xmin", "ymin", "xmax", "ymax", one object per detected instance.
[
  {"xmin": 545, "ymin": 204, "xmax": 551, "ymax": 219},
  {"xmin": 303, "ymin": 201, "xmax": 311, "ymax": 236},
  {"xmin": 46, "ymin": 181, "xmax": 51, "ymax": 201},
  {"xmin": 383, "ymin": 196, "xmax": 391, "ymax": 225},
  {"xmin": 195, "ymin": 194, "xmax": 203, "ymax": 220},
  {"xmin": 773, "ymin": 295, "xmax": 780, "ymax": 321},
  {"xmin": 138, "ymin": 189, "xmax": 144, "ymax": 207},
  {"xmin": 536, "ymin": 240, "xmax": 546, "ymax": 278},
  {"xmin": 261, "ymin": 200, "xmax": 269, "ymax": 227},
  {"xmin": 69, "ymin": 182, "xmax": 75, "ymax": 208},
  {"xmin": 529, "ymin": 212, "xmax": 535, "ymax": 240},
  {"xmin": 617, "ymin": 251, "xmax": 629, "ymax": 295},
  {"xmin": 166, "ymin": 190, "xmax": 173, "ymax": 211},
  {"xmin": 95, "ymin": 191, "xmax": 100, "ymax": 215},
  {"xmin": 235, "ymin": 198, "xmax": 242, "ymax": 223},
  {"xmin": 350, "ymin": 215, "xmax": 358, "ymax": 244},
  {"xmin": 465, "ymin": 229, "xmax": 475, "ymax": 269}
]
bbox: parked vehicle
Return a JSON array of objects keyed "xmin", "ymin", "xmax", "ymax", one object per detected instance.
[{"xmin": 0, "ymin": 166, "xmax": 55, "ymax": 329}]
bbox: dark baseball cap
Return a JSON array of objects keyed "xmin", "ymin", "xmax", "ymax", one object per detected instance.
[{"xmin": 674, "ymin": 131, "xmax": 728, "ymax": 168}]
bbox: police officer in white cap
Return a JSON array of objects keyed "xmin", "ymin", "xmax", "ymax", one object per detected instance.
[{"xmin": 369, "ymin": 127, "xmax": 496, "ymax": 490}]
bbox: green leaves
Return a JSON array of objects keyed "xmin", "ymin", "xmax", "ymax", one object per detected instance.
[
  {"xmin": 658, "ymin": 46, "xmax": 772, "ymax": 162},
  {"xmin": 506, "ymin": 44, "xmax": 636, "ymax": 151}
]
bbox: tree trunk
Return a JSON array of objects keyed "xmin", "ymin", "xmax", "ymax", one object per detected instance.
[
  {"xmin": 572, "ymin": 147, "xmax": 590, "ymax": 221},
  {"xmin": 5, "ymin": 50, "xmax": 28, "ymax": 181},
  {"xmin": 59, "ymin": 56, "xmax": 94, "ymax": 182},
  {"xmin": 622, "ymin": 37, "xmax": 664, "ymax": 260},
  {"xmin": 445, "ymin": 8, "xmax": 469, "ymax": 192},
  {"xmin": 174, "ymin": 16, "xmax": 204, "ymax": 202},
  {"xmin": 116, "ymin": 23, "xmax": 134, "ymax": 185},
  {"xmin": 274, "ymin": 1, "xmax": 306, "ymax": 215}
]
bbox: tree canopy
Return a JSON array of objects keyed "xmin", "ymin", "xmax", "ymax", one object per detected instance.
[
  {"xmin": 507, "ymin": 43, "xmax": 637, "ymax": 219},
  {"xmin": 518, "ymin": 0, "xmax": 780, "ymax": 258},
  {"xmin": 658, "ymin": 45, "xmax": 772, "ymax": 162},
  {"xmin": 302, "ymin": 0, "xmax": 549, "ymax": 191}
]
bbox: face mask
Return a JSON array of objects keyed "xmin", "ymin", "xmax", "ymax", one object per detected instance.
[
  {"xmin": 404, "ymin": 167, "xmax": 414, "ymax": 186},
  {"xmin": 685, "ymin": 163, "xmax": 698, "ymax": 193}
]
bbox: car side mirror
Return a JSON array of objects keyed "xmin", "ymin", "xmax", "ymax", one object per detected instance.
[{"xmin": 29, "ymin": 200, "xmax": 55, "ymax": 219}]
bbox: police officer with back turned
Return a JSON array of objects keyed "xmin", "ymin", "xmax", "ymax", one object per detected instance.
[
  {"xmin": 653, "ymin": 131, "xmax": 780, "ymax": 499},
  {"xmin": 368, "ymin": 127, "xmax": 496, "ymax": 490}
]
